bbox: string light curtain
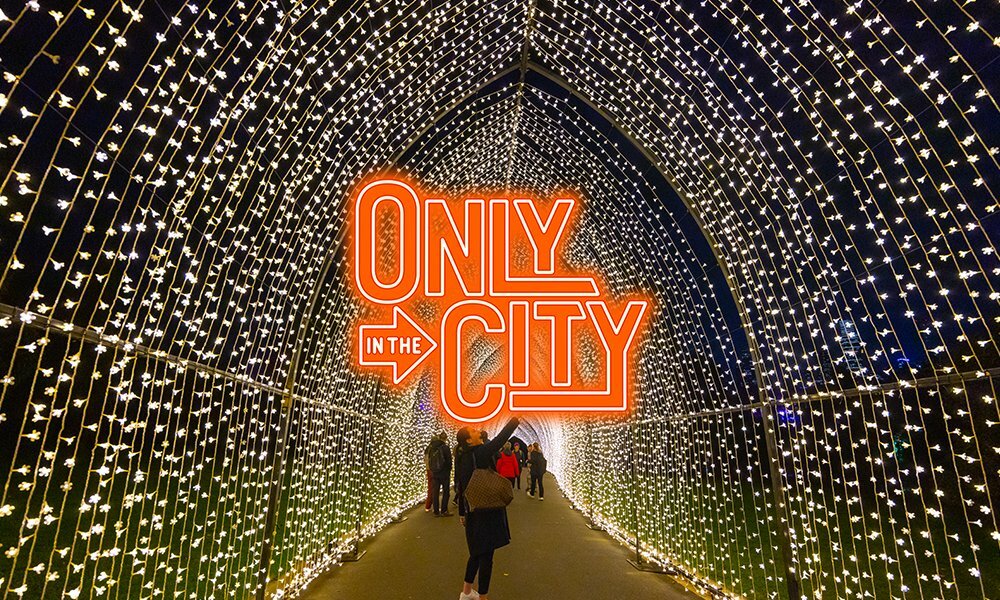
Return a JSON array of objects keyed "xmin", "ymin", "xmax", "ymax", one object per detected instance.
[
  {"xmin": 0, "ymin": 1, "xmax": 998, "ymax": 600},
  {"xmin": 401, "ymin": 79, "xmax": 786, "ymax": 596}
]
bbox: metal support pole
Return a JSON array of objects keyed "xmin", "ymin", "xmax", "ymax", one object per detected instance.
[
  {"xmin": 759, "ymin": 401, "xmax": 802, "ymax": 600},
  {"xmin": 585, "ymin": 427, "xmax": 603, "ymax": 531},
  {"xmin": 626, "ymin": 422, "xmax": 671, "ymax": 574},
  {"xmin": 343, "ymin": 416, "xmax": 373, "ymax": 562},
  {"xmin": 254, "ymin": 389, "xmax": 295, "ymax": 599},
  {"xmin": 631, "ymin": 422, "xmax": 641, "ymax": 564}
]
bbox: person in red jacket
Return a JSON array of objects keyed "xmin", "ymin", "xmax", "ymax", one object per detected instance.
[{"xmin": 495, "ymin": 442, "xmax": 521, "ymax": 488}]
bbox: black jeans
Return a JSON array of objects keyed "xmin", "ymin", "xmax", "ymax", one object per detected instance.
[
  {"xmin": 514, "ymin": 471, "xmax": 522, "ymax": 489},
  {"xmin": 430, "ymin": 474, "xmax": 450, "ymax": 514},
  {"xmin": 530, "ymin": 472, "xmax": 544, "ymax": 498},
  {"xmin": 464, "ymin": 549, "xmax": 495, "ymax": 593}
]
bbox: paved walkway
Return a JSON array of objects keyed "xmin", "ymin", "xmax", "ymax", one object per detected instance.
[{"xmin": 300, "ymin": 481, "xmax": 698, "ymax": 600}]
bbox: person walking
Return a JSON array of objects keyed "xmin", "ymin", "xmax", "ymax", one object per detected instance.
[
  {"xmin": 452, "ymin": 442, "xmax": 461, "ymax": 508},
  {"xmin": 455, "ymin": 417, "xmax": 520, "ymax": 600},
  {"xmin": 527, "ymin": 443, "xmax": 547, "ymax": 500},
  {"xmin": 424, "ymin": 436, "xmax": 435, "ymax": 512},
  {"xmin": 511, "ymin": 442, "xmax": 526, "ymax": 490},
  {"xmin": 524, "ymin": 443, "xmax": 534, "ymax": 497},
  {"xmin": 495, "ymin": 442, "xmax": 520, "ymax": 488},
  {"xmin": 426, "ymin": 432, "xmax": 453, "ymax": 516}
]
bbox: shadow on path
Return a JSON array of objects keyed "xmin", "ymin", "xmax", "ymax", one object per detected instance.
[{"xmin": 301, "ymin": 482, "xmax": 699, "ymax": 599}]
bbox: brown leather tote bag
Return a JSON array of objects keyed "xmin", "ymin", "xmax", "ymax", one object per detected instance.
[{"xmin": 464, "ymin": 452, "xmax": 513, "ymax": 511}]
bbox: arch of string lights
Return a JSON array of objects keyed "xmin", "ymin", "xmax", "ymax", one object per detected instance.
[{"xmin": 0, "ymin": 0, "xmax": 998, "ymax": 599}]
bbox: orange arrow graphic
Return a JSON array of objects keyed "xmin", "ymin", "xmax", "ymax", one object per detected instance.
[{"xmin": 358, "ymin": 306, "xmax": 438, "ymax": 384}]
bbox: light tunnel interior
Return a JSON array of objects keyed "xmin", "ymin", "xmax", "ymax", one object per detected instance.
[{"xmin": 0, "ymin": 1, "xmax": 998, "ymax": 599}]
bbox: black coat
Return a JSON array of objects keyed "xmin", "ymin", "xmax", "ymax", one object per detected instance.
[
  {"xmin": 529, "ymin": 450, "xmax": 546, "ymax": 476},
  {"xmin": 455, "ymin": 418, "xmax": 519, "ymax": 556},
  {"xmin": 425, "ymin": 438, "xmax": 452, "ymax": 476}
]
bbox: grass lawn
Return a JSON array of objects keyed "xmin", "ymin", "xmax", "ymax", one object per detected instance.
[{"xmin": 575, "ymin": 473, "xmax": 999, "ymax": 599}]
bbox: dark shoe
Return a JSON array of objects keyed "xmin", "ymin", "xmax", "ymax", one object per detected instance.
[{"xmin": 439, "ymin": 511, "xmax": 454, "ymax": 517}]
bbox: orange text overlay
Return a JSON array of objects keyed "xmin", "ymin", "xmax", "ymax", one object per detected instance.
[{"xmin": 350, "ymin": 178, "xmax": 651, "ymax": 423}]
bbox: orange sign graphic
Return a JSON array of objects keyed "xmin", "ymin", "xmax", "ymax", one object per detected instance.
[{"xmin": 350, "ymin": 177, "xmax": 651, "ymax": 423}]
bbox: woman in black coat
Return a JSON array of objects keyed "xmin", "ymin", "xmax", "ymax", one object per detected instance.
[
  {"xmin": 527, "ymin": 443, "xmax": 547, "ymax": 500},
  {"xmin": 454, "ymin": 417, "xmax": 519, "ymax": 600}
]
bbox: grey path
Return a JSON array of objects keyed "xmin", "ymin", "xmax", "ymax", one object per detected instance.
[{"xmin": 300, "ymin": 481, "xmax": 699, "ymax": 600}]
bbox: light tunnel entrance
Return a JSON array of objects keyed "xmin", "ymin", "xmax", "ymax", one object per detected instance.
[{"xmin": 0, "ymin": 1, "xmax": 998, "ymax": 599}]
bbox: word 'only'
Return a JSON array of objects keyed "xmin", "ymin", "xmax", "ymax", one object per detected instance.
[{"xmin": 350, "ymin": 178, "xmax": 651, "ymax": 423}]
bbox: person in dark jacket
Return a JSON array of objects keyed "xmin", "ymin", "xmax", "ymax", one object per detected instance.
[
  {"xmin": 424, "ymin": 436, "xmax": 435, "ymax": 512},
  {"xmin": 425, "ymin": 432, "xmax": 453, "ymax": 516},
  {"xmin": 527, "ymin": 443, "xmax": 546, "ymax": 500},
  {"xmin": 452, "ymin": 443, "xmax": 461, "ymax": 507},
  {"xmin": 511, "ymin": 442, "xmax": 526, "ymax": 490},
  {"xmin": 455, "ymin": 417, "xmax": 519, "ymax": 600}
]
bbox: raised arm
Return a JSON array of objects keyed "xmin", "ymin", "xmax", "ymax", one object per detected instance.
[{"xmin": 482, "ymin": 417, "xmax": 520, "ymax": 457}]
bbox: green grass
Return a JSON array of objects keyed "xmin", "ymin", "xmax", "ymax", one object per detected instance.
[{"xmin": 579, "ymin": 474, "xmax": 1000, "ymax": 599}]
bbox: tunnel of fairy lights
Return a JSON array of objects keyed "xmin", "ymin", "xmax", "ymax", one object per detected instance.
[{"xmin": 0, "ymin": 1, "xmax": 998, "ymax": 598}]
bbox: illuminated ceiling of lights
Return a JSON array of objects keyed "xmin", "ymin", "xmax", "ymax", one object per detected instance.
[{"xmin": 0, "ymin": 1, "xmax": 997, "ymax": 598}]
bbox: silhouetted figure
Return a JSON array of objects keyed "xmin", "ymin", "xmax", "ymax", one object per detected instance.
[
  {"xmin": 423, "ymin": 436, "xmax": 435, "ymax": 512},
  {"xmin": 528, "ymin": 443, "xmax": 547, "ymax": 500},
  {"xmin": 455, "ymin": 418, "xmax": 520, "ymax": 600},
  {"xmin": 511, "ymin": 442, "xmax": 526, "ymax": 490},
  {"xmin": 426, "ymin": 431, "xmax": 453, "ymax": 516}
]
